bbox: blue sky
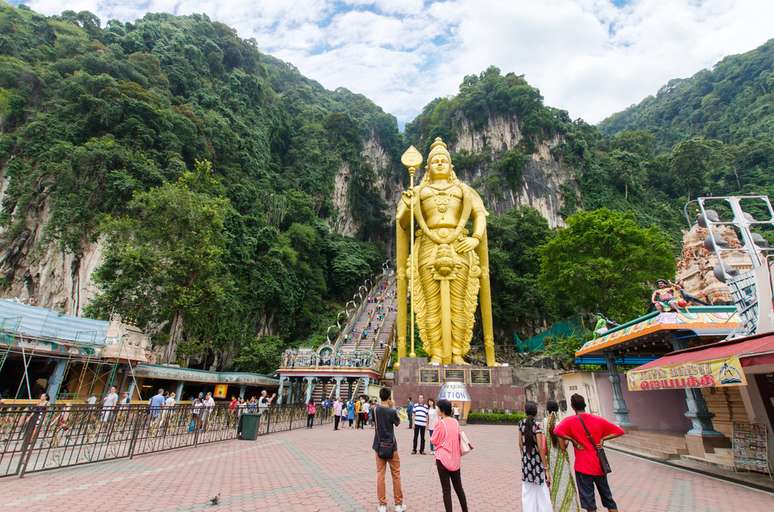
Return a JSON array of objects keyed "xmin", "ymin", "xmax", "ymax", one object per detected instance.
[{"xmin": 14, "ymin": 1, "xmax": 774, "ymax": 126}]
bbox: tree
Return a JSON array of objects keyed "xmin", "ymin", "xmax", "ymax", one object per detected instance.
[
  {"xmin": 233, "ymin": 335, "xmax": 285, "ymax": 374},
  {"xmin": 487, "ymin": 207, "xmax": 553, "ymax": 340},
  {"xmin": 669, "ymin": 138, "xmax": 727, "ymax": 200},
  {"xmin": 539, "ymin": 209, "xmax": 675, "ymax": 322},
  {"xmin": 87, "ymin": 161, "xmax": 229, "ymax": 363}
]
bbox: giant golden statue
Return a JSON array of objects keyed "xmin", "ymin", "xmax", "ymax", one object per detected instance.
[{"xmin": 396, "ymin": 137, "xmax": 496, "ymax": 367}]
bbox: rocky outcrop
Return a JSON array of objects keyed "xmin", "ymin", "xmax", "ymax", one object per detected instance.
[
  {"xmin": 332, "ymin": 131, "xmax": 402, "ymax": 236},
  {"xmin": 331, "ymin": 161, "xmax": 357, "ymax": 236},
  {"xmin": 450, "ymin": 116, "xmax": 575, "ymax": 228},
  {"xmin": 0, "ymin": 191, "xmax": 103, "ymax": 315}
]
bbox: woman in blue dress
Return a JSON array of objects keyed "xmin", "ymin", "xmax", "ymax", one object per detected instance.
[{"xmin": 347, "ymin": 399, "xmax": 355, "ymax": 428}]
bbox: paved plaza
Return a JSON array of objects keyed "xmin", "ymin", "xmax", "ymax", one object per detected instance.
[{"xmin": 3, "ymin": 423, "xmax": 772, "ymax": 512}]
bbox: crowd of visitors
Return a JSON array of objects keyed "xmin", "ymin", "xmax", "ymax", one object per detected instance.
[{"xmin": 361, "ymin": 389, "xmax": 624, "ymax": 512}]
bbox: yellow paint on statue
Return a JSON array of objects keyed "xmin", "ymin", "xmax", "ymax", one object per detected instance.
[{"xmin": 396, "ymin": 138, "xmax": 497, "ymax": 367}]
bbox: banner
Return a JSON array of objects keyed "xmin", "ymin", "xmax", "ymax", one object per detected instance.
[
  {"xmin": 627, "ymin": 355, "xmax": 747, "ymax": 391},
  {"xmin": 213, "ymin": 384, "xmax": 229, "ymax": 399}
]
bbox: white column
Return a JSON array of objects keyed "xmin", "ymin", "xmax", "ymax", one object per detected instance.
[{"xmin": 334, "ymin": 377, "xmax": 343, "ymax": 399}]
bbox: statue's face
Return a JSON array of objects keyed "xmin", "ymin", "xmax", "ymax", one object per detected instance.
[{"xmin": 429, "ymin": 154, "xmax": 451, "ymax": 179}]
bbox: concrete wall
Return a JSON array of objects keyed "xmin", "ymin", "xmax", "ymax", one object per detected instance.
[{"xmin": 594, "ymin": 372, "xmax": 691, "ymax": 433}]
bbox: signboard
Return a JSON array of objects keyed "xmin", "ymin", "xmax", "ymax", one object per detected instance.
[
  {"xmin": 213, "ymin": 384, "xmax": 228, "ymax": 399},
  {"xmin": 420, "ymin": 368, "xmax": 441, "ymax": 383},
  {"xmin": 438, "ymin": 382, "xmax": 471, "ymax": 402},
  {"xmin": 470, "ymin": 369, "xmax": 491, "ymax": 384},
  {"xmin": 445, "ymin": 369, "xmax": 466, "ymax": 383},
  {"xmin": 627, "ymin": 355, "xmax": 747, "ymax": 391},
  {"xmin": 732, "ymin": 422, "xmax": 770, "ymax": 475}
]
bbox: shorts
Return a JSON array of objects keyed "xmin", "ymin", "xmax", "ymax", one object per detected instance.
[{"xmin": 575, "ymin": 471, "xmax": 617, "ymax": 511}]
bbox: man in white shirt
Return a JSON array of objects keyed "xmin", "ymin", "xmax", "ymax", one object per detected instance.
[
  {"xmin": 201, "ymin": 392, "xmax": 215, "ymax": 430},
  {"xmin": 101, "ymin": 386, "xmax": 118, "ymax": 422},
  {"xmin": 361, "ymin": 399, "xmax": 370, "ymax": 430},
  {"xmin": 411, "ymin": 394, "xmax": 429, "ymax": 455},
  {"xmin": 258, "ymin": 390, "xmax": 276, "ymax": 416}
]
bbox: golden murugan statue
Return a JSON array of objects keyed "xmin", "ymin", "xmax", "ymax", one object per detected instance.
[{"xmin": 396, "ymin": 137, "xmax": 497, "ymax": 367}]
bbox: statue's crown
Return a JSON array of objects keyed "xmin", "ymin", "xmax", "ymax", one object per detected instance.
[{"xmin": 427, "ymin": 137, "xmax": 451, "ymax": 162}]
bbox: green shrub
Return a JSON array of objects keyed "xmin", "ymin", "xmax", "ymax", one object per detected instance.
[{"xmin": 466, "ymin": 411, "xmax": 526, "ymax": 424}]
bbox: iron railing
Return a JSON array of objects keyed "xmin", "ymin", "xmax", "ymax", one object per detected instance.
[{"xmin": 0, "ymin": 403, "xmax": 331, "ymax": 478}]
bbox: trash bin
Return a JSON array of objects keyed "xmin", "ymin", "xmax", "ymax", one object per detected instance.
[{"xmin": 239, "ymin": 413, "xmax": 260, "ymax": 440}]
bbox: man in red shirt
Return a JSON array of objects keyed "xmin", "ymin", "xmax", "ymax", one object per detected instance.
[{"xmin": 554, "ymin": 394, "xmax": 624, "ymax": 512}]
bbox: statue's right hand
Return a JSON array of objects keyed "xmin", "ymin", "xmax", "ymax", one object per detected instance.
[{"xmin": 402, "ymin": 190, "xmax": 414, "ymax": 202}]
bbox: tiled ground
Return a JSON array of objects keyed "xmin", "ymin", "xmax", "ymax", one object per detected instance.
[{"xmin": 3, "ymin": 423, "xmax": 773, "ymax": 511}]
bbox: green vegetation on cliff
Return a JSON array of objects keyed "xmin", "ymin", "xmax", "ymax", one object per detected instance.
[{"xmin": 0, "ymin": 4, "xmax": 391, "ymax": 367}]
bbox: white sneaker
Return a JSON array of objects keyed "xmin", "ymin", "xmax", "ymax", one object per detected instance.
[
  {"xmin": 395, "ymin": 505, "xmax": 406, "ymax": 512},
  {"xmin": 377, "ymin": 505, "xmax": 387, "ymax": 512}
]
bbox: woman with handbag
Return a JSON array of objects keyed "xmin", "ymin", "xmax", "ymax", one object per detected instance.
[
  {"xmin": 519, "ymin": 401, "xmax": 553, "ymax": 512},
  {"xmin": 430, "ymin": 399, "xmax": 469, "ymax": 512}
]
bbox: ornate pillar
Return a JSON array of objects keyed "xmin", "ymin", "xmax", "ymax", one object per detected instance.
[
  {"xmin": 46, "ymin": 358, "xmax": 68, "ymax": 404},
  {"xmin": 277, "ymin": 377, "xmax": 287, "ymax": 405},
  {"xmin": 176, "ymin": 381, "xmax": 184, "ymax": 400},
  {"xmin": 670, "ymin": 338, "xmax": 723, "ymax": 437},
  {"xmin": 604, "ymin": 353, "xmax": 633, "ymax": 427},
  {"xmin": 334, "ymin": 376, "xmax": 343, "ymax": 399},
  {"xmin": 304, "ymin": 377, "xmax": 316, "ymax": 403}
]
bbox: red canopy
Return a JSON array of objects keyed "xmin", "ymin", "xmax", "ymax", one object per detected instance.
[{"xmin": 635, "ymin": 332, "xmax": 774, "ymax": 370}]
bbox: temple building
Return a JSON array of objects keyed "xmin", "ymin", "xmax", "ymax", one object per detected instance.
[
  {"xmin": 571, "ymin": 196, "xmax": 774, "ymax": 476},
  {"xmin": 0, "ymin": 299, "xmax": 277, "ymax": 403}
]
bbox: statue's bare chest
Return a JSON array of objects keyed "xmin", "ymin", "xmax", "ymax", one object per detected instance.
[{"xmin": 419, "ymin": 185, "xmax": 464, "ymax": 224}]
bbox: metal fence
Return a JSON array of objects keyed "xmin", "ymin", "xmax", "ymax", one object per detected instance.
[{"xmin": 0, "ymin": 403, "xmax": 331, "ymax": 478}]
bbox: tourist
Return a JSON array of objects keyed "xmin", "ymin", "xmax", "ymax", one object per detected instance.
[
  {"xmin": 306, "ymin": 400, "xmax": 317, "ymax": 428},
  {"xmin": 373, "ymin": 387, "xmax": 404, "ymax": 512},
  {"xmin": 148, "ymin": 388, "xmax": 165, "ymax": 421},
  {"xmin": 412, "ymin": 394, "xmax": 429, "ymax": 455},
  {"xmin": 333, "ymin": 397, "xmax": 343, "ymax": 430},
  {"xmin": 354, "ymin": 397, "xmax": 362, "ymax": 428},
  {"xmin": 362, "ymin": 397, "xmax": 370, "ymax": 429},
  {"xmin": 430, "ymin": 399, "xmax": 468, "ymax": 512},
  {"xmin": 87, "ymin": 394, "xmax": 97, "ymax": 405},
  {"xmin": 554, "ymin": 394, "xmax": 624, "ymax": 512},
  {"xmin": 229, "ymin": 395, "xmax": 238, "ymax": 424},
  {"xmin": 201, "ymin": 392, "xmax": 215, "ymax": 430},
  {"xmin": 101, "ymin": 386, "xmax": 118, "ymax": 422},
  {"xmin": 427, "ymin": 398, "xmax": 438, "ymax": 454},
  {"xmin": 237, "ymin": 397, "xmax": 247, "ymax": 418},
  {"xmin": 119, "ymin": 391, "xmax": 130, "ymax": 406},
  {"xmin": 248, "ymin": 396, "xmax": 258, "ymax": 413},
  {"xmin": 406, "ymin": 397, "xmax": 414, "ymax": 429},
  {"xmin": 544, "ymin": 399, "xmax": 580, "ymax": 511},
  {"xmin": 347, "ymin": 399, "xmax": 355, "ymax": 428},
  {"xmin": 258, "ymin": 390, "xmax": 276, "ymax": 416},
  {"xmin": 190, "ymin": 392, "xmax": 204, "ymax": 432},
  {"xmin": 452, "ymin": 404, "xmax": 461, "ymax": 421},
  {"xmin": 519, "ymin": 401, "xmax": 552, "ymax": 512}
]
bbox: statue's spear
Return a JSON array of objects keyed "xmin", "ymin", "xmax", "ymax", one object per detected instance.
[{"xmin": 401, "ymin": 146, "xmax": 423, "ymax": 359}]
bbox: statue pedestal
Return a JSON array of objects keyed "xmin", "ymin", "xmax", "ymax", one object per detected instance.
[{"xmin": 392, "ymin": 358, "xmax": 526, "ymax": 414}]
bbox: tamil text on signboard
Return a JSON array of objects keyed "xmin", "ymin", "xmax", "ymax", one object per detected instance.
[{"xmin": 627, "ymin": 356, "xmax": 747, "ymax": 391}]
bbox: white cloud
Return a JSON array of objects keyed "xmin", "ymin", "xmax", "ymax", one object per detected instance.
[{"xmin": 19, "ymin": 0, "xmax": 774, "ymax": 125}]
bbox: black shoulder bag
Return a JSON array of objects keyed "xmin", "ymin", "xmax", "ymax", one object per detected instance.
[
  {"xmin": 577, "ymin": 414, "xmax": 612, "ymax": 474},
  {"xmin": 374, "ymin": 406, "xmax": 396, "ymax": 460}
]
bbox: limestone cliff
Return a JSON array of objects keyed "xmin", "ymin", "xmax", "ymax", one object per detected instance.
[
  {"xmin": 0, "ymin": 174, "xmax": 103, "ymax": 315},
  {"xmin": 452, "ymin": 116, "xmax": 574, "ymax": 228}
]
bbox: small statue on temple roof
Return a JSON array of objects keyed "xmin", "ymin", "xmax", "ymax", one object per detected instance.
[{"xmin": 651, "ymin": 279, "xmax": 688, "ymax": 313}]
